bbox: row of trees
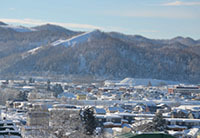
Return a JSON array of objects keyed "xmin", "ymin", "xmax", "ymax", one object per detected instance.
[{"xmin": 0, "ymin": 88, "xmax": 27, "ymax": 105}]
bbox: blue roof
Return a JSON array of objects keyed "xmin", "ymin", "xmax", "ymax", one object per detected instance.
[
  {"xmin": 108, "ymin": 107, "xmax": 125, "ymax": 112},
  {"xmin": 94, "ymin": 108, "xmax": 106, "ymax": 114},
  {"xmin": 122, "ymin": 123, "xmax": 132, "ymax": 128}
]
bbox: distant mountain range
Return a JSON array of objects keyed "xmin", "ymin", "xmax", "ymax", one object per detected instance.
[{"xmin": 0, "ymin": 21, "xmax": 200, "ymax": 83}]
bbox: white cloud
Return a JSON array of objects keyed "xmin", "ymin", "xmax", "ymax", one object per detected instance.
[
  {"xmin": 163, "ymin": 1, "xmax": 200, "ymax": 6},
  {"xmin": 0, "ymin": 18, "xmax": 103, "ymax": 30},
  {"xmin": 9, "ymin": 8, "xmax": 15, "ymax": 11},
  {"xmin": 103, "ymin": 26, "xmax": 129, "ymax": 33},
  {"xmin": 0, "ymin": 18, "xmax": 130, "ymax": 33},
  {"xmin": 140, "ymin": 30, "xmax": 159, "ymax": 33},
  {"xmin": 113, "ymin": 10, "xmax": 198, "ymax": 19}
]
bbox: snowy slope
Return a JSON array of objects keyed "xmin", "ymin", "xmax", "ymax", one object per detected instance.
[
  {"xmin": 52, "ymin": 29, "xmax": 100, "ymax": 47},
  {"xmin": 27, "ymin": 47, "xmax": 43, "ymax": 55},
  {"xmin": 117, "ymin": 78, "xmax": 179, "ymax": 86},
  {"xmin": 0, "ymin": 25, "xmax": 35, "ymax": 32},
  {"xmin": 22, "ymin": 46, "xmax": 44, "ymax": 59}
]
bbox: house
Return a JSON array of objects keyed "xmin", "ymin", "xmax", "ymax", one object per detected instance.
[
  {"xmin": 168, "ymin": 88, "xmax": 174, "ymax": 94},
  {"xmin": 167, "ymin": 124, "xmax": 187, "ymax": 131},
  {"xmin": 134, "ymin": 104, "xmax": 146, "ymax": 113},
  {"xmin": 27, "ymin": 103, "xmax": 50, "ymax": 126},
  {"xmin": 166, "ymin": 118, "xmax": 200, "ymax": 129},
  {"xmin": 186, "ymin": 128, "xmax": 199, "ymax": 138},
  {"xmin": 94, "ymin": 108, "xmax": 106, "ymax": 115},
  {"xmin": 27, "ymin": 111, "xmax": 49, "ymax": 126},
  {"xmin": 134, "ymin": 102, "xmax": 157, "ymax": 113},
  {"xmin": 145, "ymin": 102, "xmax": 157, "ymax": 113},
  {"xmin": 117, "ymin": 133, "xmax": 175, "ymax": 138},
  {"xmin": 188, "ymin": 111, "xmax": 200, "ymax": 119},
  {"xmin": 120, "ymin": 104, "xmax": 134, "ymax": 111},
  {"xmin": 173, "ymin": 86, "xmax": 200, "ymax": 96},
  {"xmin": 87, "ymin": 94, "xmax": 97, "ymax": 100},
  {"xmin": 122, "ymin": 123, "xmax": 132, "ymax": 133},
  {"xmin": 121, "ymin": 93, "xmax": 131, "ymax": 100},
  {"xmin": 171, "ymin": 109, "xmax": 188, "ymax": 118},
  {"xmin": 95, "ymin": 114, "xmax": 122, "ymax": 127},
  {"xmin": 0, "ymin": 120, "xmax": 21, "ymax": 138},
  {"xmin": 76, "ymin": 94, "xmax": 86, "ymax": 100},
  {"xmin": 95, "ymin": 115, "xmax": 107, "ymax": 127},
  {"xmin": 117, "ymin": 113, "xmax": 135, "ymax": 124},
  {"xmin": 106, "ymin": 114, "xmax": 122, "ymax": 124},
  {"xmin": 107, "ymin": 107, "xmax": 125, "ymax": 113},
  {"xmin": 157, "ymin": 103, "xmax": 171, "ymax": 113}
]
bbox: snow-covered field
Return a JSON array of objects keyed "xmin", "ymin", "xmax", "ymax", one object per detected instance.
[{"xmin": 117, "ymin": 77, "xmax": 180, "ymax": 86}]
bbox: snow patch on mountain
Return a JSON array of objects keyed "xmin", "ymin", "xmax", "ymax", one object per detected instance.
[
  {"xmin": 52, "ymin": 29, "xmax": 100, "ymax": 47},
  {"xmin": 27, "ymin": 47, "xmax": 43, "ymax": 55},
  {"xmin": 22, "ymin": 46, "xmax": 44, "ymax": 59}
]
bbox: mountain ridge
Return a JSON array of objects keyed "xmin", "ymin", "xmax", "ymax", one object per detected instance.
[{"xmin": 0, "ymin": 22, "xmax": 200, "ymax": 83}]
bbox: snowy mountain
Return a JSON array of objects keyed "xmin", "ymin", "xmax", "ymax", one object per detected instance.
[
  {"xmin": 32, "ymin": 24, "xmax": 78, "ymax": 35},
  {"xmin": 0, "ymin": 24, "xmax": 35, "ymax": 32},
  {"xmin": 0, "ymin": 21, "xmax": 7, "ymax": 25},
  {"xmin": 0, "ymin": 21, "xmax": 200, "ymax": 83}
]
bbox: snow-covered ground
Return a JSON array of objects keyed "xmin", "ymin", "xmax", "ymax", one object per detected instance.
[{"xmin": 117, "ymin": 77, "xmax": 179, "ymax": 86}]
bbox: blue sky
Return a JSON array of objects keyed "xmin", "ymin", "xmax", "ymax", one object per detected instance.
[{"xmin": 0, "ymin": 0, "xmax": 200, "ymax": 39}]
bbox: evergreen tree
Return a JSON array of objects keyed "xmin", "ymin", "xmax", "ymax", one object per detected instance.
[
  {"xmin": 47, "ymin": 79, "xmax": 51, "ymax": 91},
  {"xmin": 152, "ymin": 112, "xmax": 166, "ymax": 131},
  {"xmin": 148, "ymin": 81, "xmax": 152, "ymax": 87},
  {"xmin": 17, "ymin": 91, "xmax": 28, "ymax": 101},
  {"xmin": 52, "ymin": 84, "xmax": 63, "ymax": 97},
  {"xmin": 80, "ymin": 107, "xmax": 96, "ymax": 135},
  {"xmin": 23, "ymin": 80, "xmax": 26, "ymax": 85},
  {"xmin": 29, "ymin": 77, "xmax": 35, "ymax": 83},
  {"xmin": 6, "ymin": 79, "xmax": 9, "ymax": 84}
]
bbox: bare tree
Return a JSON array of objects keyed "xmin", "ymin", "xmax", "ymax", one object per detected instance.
[{"xmin": 45, "ymin": 108, "xmax": 94, "ymax": 138}]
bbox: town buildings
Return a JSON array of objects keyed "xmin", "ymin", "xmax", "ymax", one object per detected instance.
[{"xmin": 0, "ymin": 78, "xmax": 200, "ymax": 137}]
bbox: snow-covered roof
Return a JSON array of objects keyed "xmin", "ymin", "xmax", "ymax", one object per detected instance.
[
  {"xmin": 107, "ymin": 107, "xmax": 125, "ymax": 112},
  {"xmin": 166, "ymin": 118, "xmax": 200, "ymax": 123},
  {"xmin": 104, "ymin": 122, "xmax": 113, "ymax": 126},
  {"xmin": 117, "ymin": 113, "xmax": 155, "ymax": 117},
  {"xmin": 48, "ymin": 108, "xmax": 79, "ymax": 114},
  {"xmin": 106, "ymin": 114, "xmax": 122, "ymax": 118},
  {"xmin": 168, "ymin": 130, "xmax": 184, "ymax": 136},
  {"xmin": 187, "ymin": 128, "xmax": 199, "ymax": 136},
  {"xmin": 22, "ymin": 86, "xmax": 35, "ymax": 90},
  {"xmin": 175, "ymin": 105, "xmax": 200, "ymax": 111},
  {"xmin": 167, "ymin": 125, "xmax": 187, "ymax": 129}
]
